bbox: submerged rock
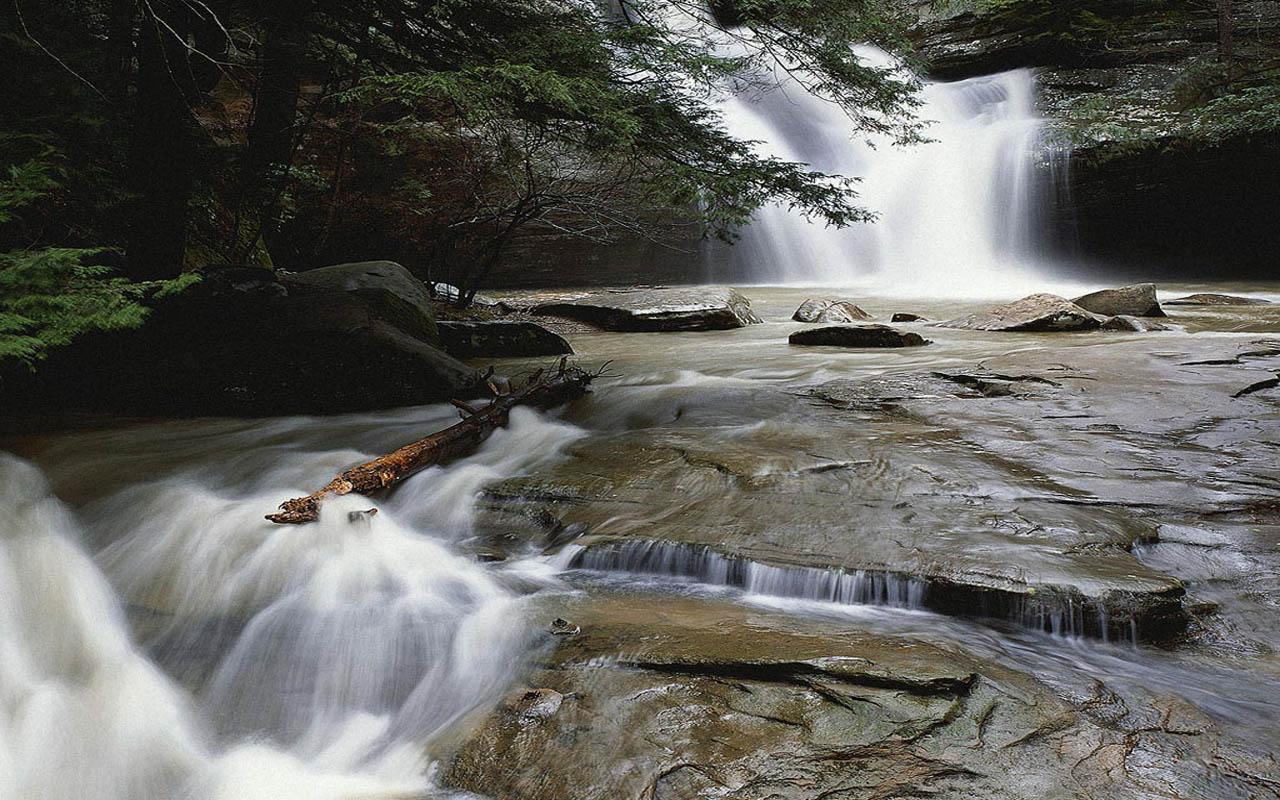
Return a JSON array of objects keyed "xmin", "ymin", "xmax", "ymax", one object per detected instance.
[
  {"xmin": 789, "ymin": 324, "xmax": 928, "ymax": 348},
  {"xmin": 1072, "ymin": 283, "xmax": 1165, "ymax": 317},
  {"xmin": 1101, "ymin": 315, "xmax": 1172, "ymax": 332},
  {"xmin": 1165, "ymin": 293, "xmax": 1273, "ymax": 306},
  {"xmin": 891, "ymin": 312, "xmax": 927, "ymax": 322},
  {"xmin": 437, "ymin": 321, "xmax": 573, "ymax": 358},
  {"xmin": 531, "ymin": 287, "xmax": 761, "ymax": 331},
  {"xmin": 938, "ymin": 293, "xmax": 1105, "ymax": 332},
  {"xmin": 792, "ymin": 297, "xmax": 872, "ymax": 323}
]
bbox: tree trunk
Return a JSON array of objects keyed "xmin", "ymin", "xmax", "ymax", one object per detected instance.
[
  {"xmin": 267, "ymin": 363, "xmax": 593, "ymax": 524},
  {"xmin": 124, "ymin": 1, "xmax": 227, "ymax": 280},
  {"xmin": 233, "ymin": 4, "xmax": 307, "ymax": 263},
  {"xmin": 107, "ymin": 0, "xmax": 136, "ymax": 100},
  {"xmin": 1218, "ymin": 0, "xmax": 1234, "ymax": 63},
  {"xmin": 124, "ymin": 7, "xmax": 198, "ymax": 280}
]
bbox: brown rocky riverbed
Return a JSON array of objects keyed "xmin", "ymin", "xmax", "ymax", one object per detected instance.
[
  {"xmin": 5, "ymin": 283, "xmax": 1279, "ymax": 800},
  {"xmin": 450, "ymin": 284, "xmax": 1280, "ymax": 798}
]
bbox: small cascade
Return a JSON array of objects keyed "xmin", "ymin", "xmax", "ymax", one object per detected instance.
[
  {"xmin": 562, "ymin": 539, "xmax": 1143, "ymax": 642},
  {"xmin": 566, "ymin": 539, "xmax": 926, "ymax": 610},
  {"xmin": 706, "ymin": 46, "xmax": 1068, "ymax": 294}
]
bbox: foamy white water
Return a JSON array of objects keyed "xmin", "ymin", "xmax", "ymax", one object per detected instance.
[
  {"xmin": 707, "ymin": 45, "xmax": 1068, "ymax": 295},
  {"xmin": 0, "ymin": 407, "xmax": 587, "ymax": 800}
]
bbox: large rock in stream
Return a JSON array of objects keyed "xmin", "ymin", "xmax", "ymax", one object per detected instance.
[
  {"xmin": 2, "ymin": 261, "xmax": 487, "ymax": 417},
  {"xmin": 530, "ymin": 287, "xmax": 761, "ymax": 331},
  {"xmin": 938, "ymin": 293, "xmax": 1105, "ymax": 332},
  {"xmin": 437, "ymin": 320, "xmax": 573, "ymax": 358},
  {"xmin": 1072, "ymin": 283, "xmax": 1165, "ymax": 317},
  {"xmin": 791, "ymin": 297, "xmax": 872, "ymax": 323},
  {"xmin": 789, "ymin": 324, "xmax": 928, "ymax": 348}
]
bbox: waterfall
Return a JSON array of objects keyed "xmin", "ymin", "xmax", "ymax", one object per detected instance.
[{"xmin": 706, "ymin": 46, "xmax": 1065, "ymax": 294}]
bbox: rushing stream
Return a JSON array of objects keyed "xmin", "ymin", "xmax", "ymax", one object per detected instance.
[
  {"xmin": 4, "ymin": 288, "xmax": 1280, "ymax": 797},
  {"xmin": 0, "ymin": 407, "xmax": 584, "ymax": 799},
  {"xmin": 3, "ymin": 8, "xmax": 1280, "ymax": 790}
]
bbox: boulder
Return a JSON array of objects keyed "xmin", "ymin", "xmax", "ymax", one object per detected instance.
[
  {"xmin": 3, "ymin": 262, "xmax": 486, "ymax": 417},
  {"xmin": 437, "ymin": 321, "xmax": 573, "ymax": 358},
  {"xmin": 1072, "ymin": 283, "xmax": 1165, "ymax": 317},
  {"xmin": 792, "ymin": 298, "xmax": 872, "ymax": 323},
  {"xmin": 1165, "ymin": 293, "xmax": 1273, "ymax": 306},
  {"xmin": 1101, "ymin": 315, "xmax": 1172, "ymax": 332},
  {"xmin": 284, "ymin": 260, "xmax": 441, "ymax": 345},
  {"xmin": 789, "ymin": 324, "xmax": 929, "ymax": 348},
  {"xmin": 531, "ymin": 287, "xmax": 761, "ymax": 331},
  {"xmin": 938, "ymin": 294, "xmax": 1105, "ymax": 332},
  {"xmin": 891, "ymin": 312, "xmax": 926, "ymax": 322}
]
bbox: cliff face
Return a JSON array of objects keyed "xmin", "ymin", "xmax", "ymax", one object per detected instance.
[{"xmin": 908, "ymin": 0, "xmax": 1280, "ymax": 278}]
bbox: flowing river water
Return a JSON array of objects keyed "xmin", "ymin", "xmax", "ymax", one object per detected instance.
[
  {"xmin": 3, "ymin": 286, "xmax": 1280, "ymax": 797},
  {"xmin": 4, "ymin": 16, "xmax": 1280, "ymax": 794}
]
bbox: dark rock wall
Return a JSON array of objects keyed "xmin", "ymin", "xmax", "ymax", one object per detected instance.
[{"xmin": 1052, "ymin": 135, "xmax": 1280, "ymax": 279}]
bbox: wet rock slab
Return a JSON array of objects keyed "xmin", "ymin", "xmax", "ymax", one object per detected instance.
[
  {"xmin": 789, "ymin": 324, "xmax": 929, "ymax": 348},
  {"xmin": 1166, "ymin": 293, "xmax": 1273, "ymax": 306},
  {"xmin": 791, "ymin": 297, "xmax": 872, "ymax": 323},
  {"xmin": 530, "ymin": 286, "xmax": 762, "ymax": 331},
  {"xmin": 480, "ymin": 389, "xmax": 1188, "ymax": 639},
  {"xmin": 444, "ymin": 594, "xmax": 1261, "ymax": 800},
  {"xmin": 938, "ymin": 293, "xmax": 1105, "ymax": 332},
  {"xmin": 482, "ymin": 337, "xmax": 1280, "ymax": 641}
]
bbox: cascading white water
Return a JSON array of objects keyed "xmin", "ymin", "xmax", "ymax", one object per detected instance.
[
  {"xmin": 706, "ymin": 46, "xmax": 1064, "ymax": 294},
  {"xmin": 0, "ymin": 407, "xmax": 587, "ymax": 800}
]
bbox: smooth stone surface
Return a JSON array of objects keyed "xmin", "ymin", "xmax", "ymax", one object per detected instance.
[
  {"xmin": 938, "ymin": 293, "xmax": 1105, "ymax": 332},
  {"xmin": 480, "ymin": 336, "xmax": 1280, "ymax": 641},
  {"xmin": 891, "ymin": 312, "xmax": 927, "ymax": 322},
  {"xmin": 531, "ymin": 287, "xmax": 761, "ymax": 331},
  {"xmin": 1101, "ymin": 315, "xmax": 1172, "ymax": 332},
  {"xmin": 792, "ymin": 298, "xmax": 873, "ymax": 323},
  {"xmin": 437, "ymin": 321, "xmax": 573, "ymax": 358},
  {"xmin": 789, "ymin": 324, "xmax": 928, "ymax": 348},
  {"xmin": 1166, "ymin": 293, "xmax": 1273, "ymax": 306},
  {"xmin": 1073, "ymin": 283, "xmax": 1165, "ymax": 317},
  {"xmin": 284, "ymin": 260, "xmax": 442, "ymax": 345},
  {"xmin": 480, "ymin": 351, "xmax": 1280, "ymax": 639},
  {"xmin": 444, "ymin": 594, "xmax": 1264, "ymax": 800}
]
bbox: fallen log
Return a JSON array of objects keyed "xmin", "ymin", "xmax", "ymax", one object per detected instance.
[{"xmin": 267, "ymin": 361, "xmax": 594, "ymax": 524}]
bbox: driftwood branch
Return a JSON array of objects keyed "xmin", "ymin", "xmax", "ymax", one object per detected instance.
[{"xmin": 267, "ymin": 361, "xmax": 594, "ymax": 524}]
